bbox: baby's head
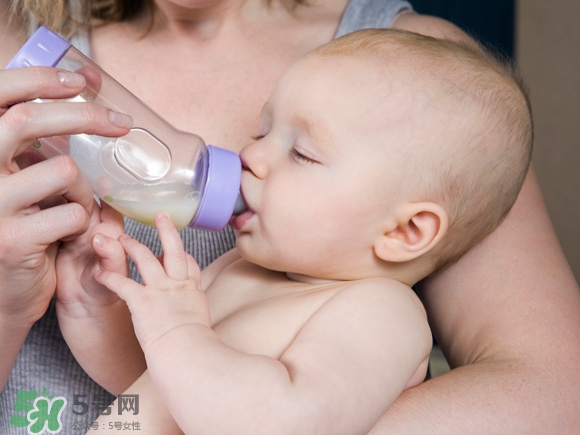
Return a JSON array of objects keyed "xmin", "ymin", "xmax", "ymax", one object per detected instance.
[{"xmin": 237, "ymin": 29, "xmax": 532, "ymax": 284}]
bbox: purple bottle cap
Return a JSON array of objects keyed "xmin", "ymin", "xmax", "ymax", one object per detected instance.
[
  {"xmin": 190, "ymin": 145, "xmax": 242, "ymax": 231},
  {"xmin": 5, "ymin": 26, "xmax": 69, "ymax": 69}
]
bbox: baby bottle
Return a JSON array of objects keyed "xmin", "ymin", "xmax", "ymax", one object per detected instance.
[{"xmin": 6, "ymin": 26, "xmax": 245, "ymax": 231}]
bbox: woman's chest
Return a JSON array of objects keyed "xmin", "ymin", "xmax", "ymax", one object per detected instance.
[{"xmin": 90, "ymin": 8, "xmax": 343, "ymax": 153}]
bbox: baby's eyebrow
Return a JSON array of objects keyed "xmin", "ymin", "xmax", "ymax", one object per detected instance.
[
  {"xmin": 299, "ymin": 115, "xmax": 335, "ymax": 146},
  {"xmin": 258, "ymin": 101, "xmax": 273, "ymax": 123},
  {"xmin": 261, "ymin": 101, "xmax": 272, "ymax": 116}
]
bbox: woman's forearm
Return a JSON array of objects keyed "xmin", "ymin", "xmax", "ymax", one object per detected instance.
[
  {"xmin": 371, "ymin": 358, "xmax": 566, "ymax": 434},
  {"xmin": 0, "ymin": 319, "xmax": 34, "ymax": 391}
]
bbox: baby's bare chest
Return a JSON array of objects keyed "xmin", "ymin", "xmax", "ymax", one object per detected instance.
[{"xmin": 205, "ymin": 273, "xmax": 340, "ymax": 359}]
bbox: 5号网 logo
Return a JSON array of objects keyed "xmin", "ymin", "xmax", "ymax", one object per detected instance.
[
  {"xmin": 10, "ymin": 389, "xmax": 140, "ymax": 434},
  {"xmin": 10, "ymin": 389, "xmax": 67, "ymax": 434}
]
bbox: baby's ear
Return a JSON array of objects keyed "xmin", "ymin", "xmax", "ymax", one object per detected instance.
[{"xmin": 373, "ymin": 202, "xmax": 448, "ymax": 263}]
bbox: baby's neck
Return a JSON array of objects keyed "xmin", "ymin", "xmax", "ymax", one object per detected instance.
[
  {"xmin": 285, "ymin": 272, "xmax": 340, "ymax": 285},
  {"xmin": 281, "ymin": 259, "xmax": 435, "ymax": 288}
]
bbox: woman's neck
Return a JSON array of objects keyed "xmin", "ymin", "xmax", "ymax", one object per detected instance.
[
  {"xmin": 150, "ymin": 0, "xmax": 242, "ymax": 36},
  {"xmin": 148, "ymin": 0, "xmax": 304, "ymax": 39}
]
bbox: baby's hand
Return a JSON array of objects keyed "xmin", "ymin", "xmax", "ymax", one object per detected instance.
[{"xmin": 94, "ymin": 212, "xmax": 207, "ymax": 352}]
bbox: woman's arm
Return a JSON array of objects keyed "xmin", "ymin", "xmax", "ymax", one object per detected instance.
[{"xmin": 371, "ymin": 168, "xmax": 580, "ymax": 433}]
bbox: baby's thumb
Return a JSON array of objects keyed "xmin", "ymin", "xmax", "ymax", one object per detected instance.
[{"xmin": 92, "ymin": 232, "xmax": 128, "ymax": 276}]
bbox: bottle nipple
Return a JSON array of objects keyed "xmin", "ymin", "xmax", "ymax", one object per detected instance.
[{"xmin": 233, "ymin": 193, "xmax": 247, "ymax": 215}]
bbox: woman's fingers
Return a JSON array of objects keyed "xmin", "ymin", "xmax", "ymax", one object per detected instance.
[
  {"xmin": 0, "ymin": 101, "xmax": 132, "ymax": 170},
  {"xmin": 0, "ymin": 202, "xmax": 91, "ymax": 264},
  {"xmin": 0, "ymin": 66, "xmax": 132, "ymax": 171},
  {"xmin": 0, "ymin": 67, "xmax": 86, "ymax": 109},
  {"xmin": 0, "ymin": 155, "xmax": 95, "ymax": 218}
]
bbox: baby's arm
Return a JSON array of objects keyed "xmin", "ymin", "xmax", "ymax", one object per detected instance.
[
  {"xmin": 93, "ymin": 371, "xmax": 184, "ymax": 435},
  {"xmin": 95, "ymin": 212, "xmax": 432, "ymax": 434},
  {"xmin": 55, "ymin": 202, "xmax": 145, "ymax": 395}
]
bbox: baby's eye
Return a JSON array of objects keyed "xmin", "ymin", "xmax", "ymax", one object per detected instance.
[
  {"xmin": 291, "ymin": 148, "xmax": 318, "ymax": 164},
  {"xmin": 251, "ymin": 134, "xmax": 265, "ymax": 141}
]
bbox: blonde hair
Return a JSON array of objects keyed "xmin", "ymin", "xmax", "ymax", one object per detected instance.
[
  {"xmin": 314, "ymin": 29, "xmax": 533, "ymax": 270},
  {"xmin": 8, "ymin": 0, "xmax": 149, "ymax": 37}
]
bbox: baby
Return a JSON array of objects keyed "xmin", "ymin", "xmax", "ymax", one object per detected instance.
[{"xmin": 57, "ymin": 28, "xmax": 532, "ymax": 434}]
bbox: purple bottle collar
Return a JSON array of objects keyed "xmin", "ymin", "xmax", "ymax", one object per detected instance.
[
  {"xmin": 191, "ymin": 145, "xmax": 242, "ymax": 231},
  {"xmin": 5, "ymin": 26, "xmax": 70, "ymax": 69}
]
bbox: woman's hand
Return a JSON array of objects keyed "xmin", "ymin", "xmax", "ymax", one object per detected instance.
[
  {"xmin": 0, "ymin": 66, "xmax": 132, "ymax": 388},
  {"xmin": 56, "ymin": 202, "xmax": 146, "ymax": 395},
  {"xmin": 56, "ymin": 201, "xmax": 127, "ymax": 317}
]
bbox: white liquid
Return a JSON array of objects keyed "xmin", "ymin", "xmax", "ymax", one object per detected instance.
[{"xmin": 101, "ymin": 185, "xmax": 201, "ymax": 230}]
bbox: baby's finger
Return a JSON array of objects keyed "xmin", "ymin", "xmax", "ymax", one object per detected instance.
[
  {"xmin": 155, "ymin": 212, "xmax": 189, "ymax": 281},
  {"xmin": 118, "ymin": 234, "xmax": 167, "ymax": 284},
  {"xmin": 93, "ymin": 268, "xmax": 139, "ymax": 303},
  {"xmin": 92, "ymin": 233, "xmax": 128, "ymax": 276},
  {"xmin": 186, "ymin": 254, "xmax": 202, "ymax": 283}
]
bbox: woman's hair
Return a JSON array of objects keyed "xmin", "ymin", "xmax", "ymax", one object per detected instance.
[
  {"xmin": 9, "ymin": 0, "xmax": 306, "ymax": 38},
  {"xmin": 9, "ymin": 0, "xmax": 151, "ymax": 37}
]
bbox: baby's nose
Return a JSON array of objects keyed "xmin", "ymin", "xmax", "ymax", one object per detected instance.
[{"xmin": 240, "ymin": 141, "xmax": 269, "ymax": 179}]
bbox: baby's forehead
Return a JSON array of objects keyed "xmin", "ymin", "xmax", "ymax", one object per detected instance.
[{"xmin": 300, "ymin": 48, "xmax": 453, "ymax": 99}]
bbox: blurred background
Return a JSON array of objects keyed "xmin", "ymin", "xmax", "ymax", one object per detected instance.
[{"xmin": 411, "ymin": 0, "xmax": 580, "ymax": 284}]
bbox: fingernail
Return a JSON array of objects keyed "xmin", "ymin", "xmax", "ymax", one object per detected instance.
[
  {"xmin": 109, "ymin": 110, "xmax": 133, "ymax": 129},
  {"xmin": 156, "ymin": 212, "xmax": 169, "ymax": 221},
  {"xmin": 93, "ymin": 233, "xmax": 106, "ymax": 248},
  {"xmin": 57, "ymin": 71, "xmax": 86, "ymax": 88},
  {"xmin": 119, "ymin": 234, "xmax": 131, "ymax": 242}
]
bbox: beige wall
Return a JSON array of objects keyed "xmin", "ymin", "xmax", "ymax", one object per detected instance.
[{"xmin": 516, "ymin": 0, "xmax": 580, "ymax": 282}]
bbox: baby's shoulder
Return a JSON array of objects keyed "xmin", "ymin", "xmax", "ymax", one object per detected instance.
[
  {"xmin": 201, "ymin": 249, "xmax": 243, "ymax": 289},
  {"xmin": 317, "ymin": 277, "xmax": 427, "ymax": 323},
  {"xmin": 339, "ymin": 276, "xmax": 421, "ymax": 303}
]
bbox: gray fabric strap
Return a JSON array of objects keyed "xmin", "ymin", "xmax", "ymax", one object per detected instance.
[{"xmin": 335, "ymin": 0, "xmax": 414, "ymax": 38}]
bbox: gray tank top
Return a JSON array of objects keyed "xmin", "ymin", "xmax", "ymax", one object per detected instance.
[{"xmin": 0, "ymin": 1, "xmax": 413, "ymax": 432}]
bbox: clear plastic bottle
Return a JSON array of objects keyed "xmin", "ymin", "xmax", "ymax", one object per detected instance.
[{"xmin": 6, "ymin": 26, "xmax": 245, "ymax": 231}]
